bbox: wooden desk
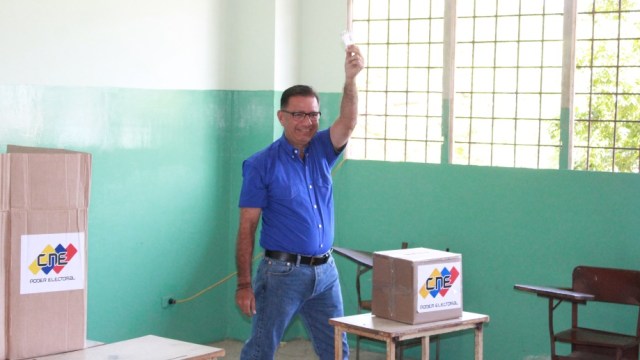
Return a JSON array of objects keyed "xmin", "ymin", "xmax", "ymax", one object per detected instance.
[
  {"xmin": 28, "ymin": 335, "xmax": 225, "ymax": 360},
  {"xmin": 330, "ymin": 311, "xmax": 489, "ymax": 360}
]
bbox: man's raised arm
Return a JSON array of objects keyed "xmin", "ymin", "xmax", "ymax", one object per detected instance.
[{"xmin": 330, "ymin": 44, "xmax": 365, "ymax": 151}]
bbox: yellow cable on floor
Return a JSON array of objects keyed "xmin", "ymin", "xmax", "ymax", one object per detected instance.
[{"xmin": 169, "ymin": 253, "xmax": 262, "ymax": 305}]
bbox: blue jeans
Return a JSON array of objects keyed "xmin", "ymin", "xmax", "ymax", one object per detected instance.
[{"xmin": 240, "ymin": 255, "xmax": 349, "ymax": 360}]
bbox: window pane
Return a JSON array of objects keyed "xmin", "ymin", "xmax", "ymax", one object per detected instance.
[
  {"xmin": 589, "ymin": 148, "xmax": 614, "ymax": 172},
  {"xmin": 544, "ymin": 15, "xmax": 564, "ymax": 41},
  {"xmin": 517, "ymin": 94, "xmax": 541, "ymax": 118},
  {"xmin": 497, "ymin": 0, "xmax": 519, "ymax": 16},
  {"xmin": 410, "ymin": 19, "xmax": 430, "ymax": 42},
  {"xmin": 475, "ymin": 18, "xmax": 496, "ymax": 42},
  {"xmin": 366, "ymin": 92, "xmax": 387, "ymax": 114},
  {"xmin": 473, "ymin": 68, "xmax": 495, "ymax": 93},
  {"xmin": 366, "ymin": 139, "xmax": 385, "ymax": 160},
  {"xmin": 457, "ymin": 17, "xmax": 474, "ymax": 42},
  {"xmin": 429, "ymin": 68, "xmax": 443, "ymax": 92},
  {"xmin": 426, "ymin": 142, "xmax": 442, "ymax": 163},
  {"xmin": 368, "ymin": 45, "xmax": 389, "ymax": 67},
  {"xmin": 494, "ymin": 119, "xmax": 516, "ymax": 144},
  {"xmin": 407, "ymin": 68, "xmax": 428, "ymax": 91},
  {"xmin": 387, "ymin": 92, "xmax": 409, "ymax": 115},
  {"xmin": 496, "ymin": 17, "xmax": 519, "ymax": 41},
  {"xmin": 518, "ymin": 68, "xmax": 542, "ymax": 93},
  {"xmin": 539, "ymin": 146, "xmax": 560, "ymax": 169},
  {"xmin": 472, "ymin": 94, "xmax": 495, "ymax": 118},
  {"xmin": 520, "ymin": 16, "xmax": 544, "ymax": 41},
  {"xmin": 366, "ymin": 115, "xmax": 386, "ymax": 139},
  {"xmin": 387, "ymin": 116, "xmax": 406, "ymax": 140},
  {"xmin": 427, "ymin": 116, "xmax": 443, "ymax": 141},
  {"xmin": 541, "ymin": 67, "xmax": 562, "ymax": 93},
  {"xmin": 410, "ymin": 0, "xmax": 430, "ymax": 18},
  {"xmin": 388, "ymin": 68, "xmax": 408, "ymax": 91},
  {"xmin": 456, "ymin": 44, "xmax": 474, "ymax": 67},
  {"xmin": 495, "ymin": 68, "xmax": 518, "ymax": 92},
  {"xmin": 390, "ymin": 0, "xmax": 409, "ymax": 19},
  {"xmin": 470, "ymin": 144, "xmax": 492, "ymax": 166},
  {"xmin": 471, "ymin": 118, "xmax": 493, "ymax": 143},
  {"xmin": 430, "ymin": 19, "xmax": 445, "ymax": 43},
  {"xmin": 407, "ymin": 117, "xmax": 427, "ymax": 140},
  {"xmin": 614, "ymin": 149, "xmax": 640, "ymax": 172},
  {"xmin": 574, "ymin": 67, "xmax": 593, "ymax": 94},
  {"xmin": 369, "ymin": 21, "xmax": 389, "ymax": 43},
  {"xmin": 406, "ymin": 141, "xmax": 426, "ymax": 162},
  {"xmin": 542, "ymin": 41, "xmax": 563, "ymax": 67},
  {"xmin": 454, "ymin": 117, "xmax": 471, "ymax": 143},
  {"xmin": 473, "ymin": 43, "xmax": 496, "ymax": 67},
  {"xmin": 620, "ymin": 13, "xmax": 640, "ymax": 38},
  {"xmin": 516, "ymin": 120, "xmax": 540, "ymax": 145},
  {"xmin": 540, "ymin": 120, "xmax": 561, "ymax": 145},
  {"xmin": 386, "ymin": 140, "xmax": 406, "ymax": 161},
  {"xmin": 347, "ymin": 138, "xmax": 365, "ymax": 159},
  {"xmin": 494, "ymin": 94, "xmax": 517, "ymax": 118},
  {"xmin": 408, "ymin": 44, "xmax": 430, "ymax": 67},
  {"xmin": 366, "ymin": 68, "xmax": 388, "ymax": 91},
  {"xmin": 389, "ymin": 20, "xmax": 409, "ymax": 43},
  {"xmin": 388, "ymin": 44, "xmax": 409, "ymax": 66},
  {"xmin": 519, "ymin": 42, "xmax": 543, "ymax": 66},
  {"xmin": 495, "ymin": 42, "xmax": 519, "ymax": 67},
  {"xmin": 540, "ymin": 94, "xmax": 561, "ymax": 119},
  {"xmin": 593, "ymin": 12, "xmax": 620, "ymax": 39},
  {"xmin": 515, "ymin": 145, "xmax": 539, "ymax": 168},
  {"xmin": 493, "ymin": 144, "xmax": 515, "ymax": 167}
]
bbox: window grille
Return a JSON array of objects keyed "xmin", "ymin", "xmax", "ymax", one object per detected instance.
[
  {"xmin": 574, "ymin": 1, "xmax": 640, "ymax": 172},
  {"xmin": 347, "ymin": 0, "xmax": 640, "ymax": 173}
]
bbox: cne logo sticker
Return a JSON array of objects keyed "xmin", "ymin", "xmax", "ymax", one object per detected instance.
[
  {"xmin": 29, "ymin": 243, "xmax": 78, "ymax": 276},
  {"xmin": 419, "ymin": 266, "xmax": 460, "ymax": 299},
  {"xmin": 20, "ymin": 232, "xmax": 85, "ymax": 295},
  {"xmin": 416, "ymin": 261, "xmax": 462, "ymax": 313}
]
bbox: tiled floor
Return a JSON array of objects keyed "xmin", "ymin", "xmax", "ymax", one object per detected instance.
[{"xmin": 210, "ymin": 339, "xmax": 395, "ymax": 359}]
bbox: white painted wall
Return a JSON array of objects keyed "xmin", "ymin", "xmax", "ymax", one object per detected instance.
[
  {"xmin": 274, "ymin": 0, "xmax": 300, "ymax": 91},
  {"xmin": 0, "ymin": 0, "xmax": 225, "ymax": 89},
  {"xmin": 299, "ymin": 0, "xmax": 348, "ymax": 93},
  {"xmin": 0, "ymin": 0, "xmax": 346, "ymax": 91},
  {"xmin": 223, "ymin": 0, "xmax": 277, "ymax": 90}
]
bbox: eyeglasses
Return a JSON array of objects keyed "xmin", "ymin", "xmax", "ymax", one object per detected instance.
[{"xmin": 281, "ymin": 110, "xmax": 321, "ymax": 122}]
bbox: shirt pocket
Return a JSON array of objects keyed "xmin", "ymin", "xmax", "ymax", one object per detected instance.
[
  {"xmin": 270, "ymin": 183, "xmax": 294, "ymax": 199},
  {"xmin": 269, "ymin": 172, "xmax": 302, "ymax": 200},
  {"xmin": 313, "ymin": 170, "xmax": 333, "ymax": 196}
]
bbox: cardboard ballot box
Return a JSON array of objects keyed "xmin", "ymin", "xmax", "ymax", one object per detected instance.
[
  {"xmin": 1, "ymin": 145, "xmax": 91, "ymax": 359},
  {"xmin": 372, "ymin": 247, "xmax": 462, "ymax": 325}
]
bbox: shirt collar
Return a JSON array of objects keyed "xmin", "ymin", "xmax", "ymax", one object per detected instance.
[{"xmin": 278, "ymin": 133, "xmax": 310, "ymax": 158}]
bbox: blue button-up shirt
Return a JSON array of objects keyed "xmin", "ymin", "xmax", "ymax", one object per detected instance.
[{"xmin": 239, "ymin": 129, "xmax": 341, "ymax": 256}]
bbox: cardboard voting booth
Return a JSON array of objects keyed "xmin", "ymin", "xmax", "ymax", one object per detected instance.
[
  {"xmin": 372, "ymin": 247, "xmax": 462, "ymax": 325},
  {"xmin": 1, "ymin": 145, "xmax": 91, "ymax": 359}
]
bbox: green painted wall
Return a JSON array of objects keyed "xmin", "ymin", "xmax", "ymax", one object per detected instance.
[
  {"xmin": 331, "ymin": 160, "xmax": 640, "ymax": 359},
  {"xmin": 0, "ymin": 86, "xmax": 274, "ymax": 344}
]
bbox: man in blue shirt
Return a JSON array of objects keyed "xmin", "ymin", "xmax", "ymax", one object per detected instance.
[{"xmin": 235, "ymin": 44, "xmax": 364, "ymax": 360}]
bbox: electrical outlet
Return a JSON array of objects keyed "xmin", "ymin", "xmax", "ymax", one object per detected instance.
[{"xmin": 161, "ymin": 296, "xmax": 173, "ymax": 309}]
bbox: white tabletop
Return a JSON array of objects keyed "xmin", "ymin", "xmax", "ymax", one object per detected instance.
[{"xmin": 28, "ymin": 335, "xmax": 225, "ymax": 360}]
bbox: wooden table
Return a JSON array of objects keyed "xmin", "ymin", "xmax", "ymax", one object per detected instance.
[
  {"xmin": 330, "ymin": 311, "xmax": 489, "ymax": 360},
  {"xmin": 28, "ymin": 335, "xmax": 225, "ymax": 360}
]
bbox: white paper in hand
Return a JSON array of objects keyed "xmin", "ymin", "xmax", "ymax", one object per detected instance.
[{"xmin": 341, "ymin": 30, "xmax": 354, "ymax": 49}]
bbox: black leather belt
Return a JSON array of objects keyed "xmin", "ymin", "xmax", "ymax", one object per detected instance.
[{"xmin": 265, "ymin": 249, "xmax": 331, "ymax": 266}]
